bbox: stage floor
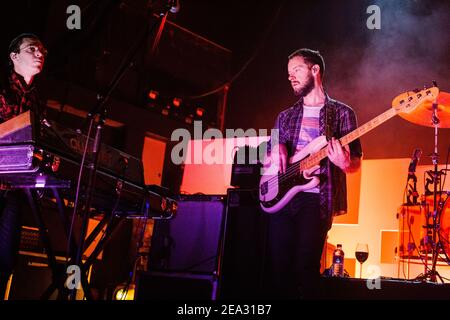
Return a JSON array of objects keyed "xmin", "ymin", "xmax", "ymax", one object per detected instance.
[{"xmin": 317, "ymin": 277, "xmax": 450, "ymax": 300}]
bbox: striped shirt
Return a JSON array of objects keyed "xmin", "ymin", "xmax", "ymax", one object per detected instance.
[{"xmin": 296, "ymin": 105, "xmax": 322, "ymax": 193}]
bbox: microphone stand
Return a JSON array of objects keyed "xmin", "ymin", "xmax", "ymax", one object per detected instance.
[
  {"xmin": 406, "ymin": 149, "xmax": 421, "ymax": 206},
  {"xmin": 417, "ymin": 92, "xmax": 444, "ymax": 283},
  {"xmin": 427, "ymin": 97, "xmax": 444, "ymax": 283},
  {"xmin": 68, "ymin": 3, "xmax": 174, "ymax": 300}
]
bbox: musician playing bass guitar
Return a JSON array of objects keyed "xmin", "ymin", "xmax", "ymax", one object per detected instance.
[{"xmin": 262, "ymin": 48, "xmax": 362, "ymax": 299}]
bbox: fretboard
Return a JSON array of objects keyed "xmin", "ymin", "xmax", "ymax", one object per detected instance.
[{"xmin": 299, "ymin": 107, "xmax": 397, "ymax": 170}]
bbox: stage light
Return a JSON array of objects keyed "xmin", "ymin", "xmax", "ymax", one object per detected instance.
[
  {"xmin": 196, "ymin": 107, "xmax": 205, "ymax": 117},
  {"xmin": 113, "ymin": 283, "xmax": 135, "ymax": 300},
  {"xmin": 162, "ymin": 105, "xmax": 170, "ymax": 116},
  {"xmin": 173, "ymin": 97, "xmax": 182, "ymax": 107},
  {"xmin": 185, "ymin": 114, "xmax": 194, "ymax": 124},
  {"xmin": 148, "ymin": 90, "xmax": 159, "ymax": 100}
]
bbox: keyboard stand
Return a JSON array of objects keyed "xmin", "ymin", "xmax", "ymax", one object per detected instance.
[{"xmin": 23, "ymin": 188, "xmax": 95, "ymax": 300}]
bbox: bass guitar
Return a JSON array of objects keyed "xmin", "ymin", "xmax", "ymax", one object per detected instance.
[{"xmin": 259, "ymin": 87, "xmax": 439, "ymax": 213}]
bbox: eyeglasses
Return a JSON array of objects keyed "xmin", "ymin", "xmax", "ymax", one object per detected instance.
[{"xmin": 19, "ymin": 44, "xmax": 48, "ymax": 57}]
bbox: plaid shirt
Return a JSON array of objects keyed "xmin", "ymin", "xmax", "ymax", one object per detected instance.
[
  {"xmin": 0, "ymin": 71, "xmax": 43, "ymax": 123},
  {"xmin": 270, "ymin": 94, "xmax": 362, "ymax": 219}
]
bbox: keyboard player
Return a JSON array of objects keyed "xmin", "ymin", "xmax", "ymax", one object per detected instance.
[{"xmin": 0, "ymin": 33, "xmax": 47, "ymax": 297}]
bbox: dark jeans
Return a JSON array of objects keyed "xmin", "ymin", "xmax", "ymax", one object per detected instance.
[
  {"xmin": 0, "ymin": 191, "xmax": 23, "ymax": 298},
  {"xmin": 264, "ymin": 192, "xmax": 331, "ymax": 299}
]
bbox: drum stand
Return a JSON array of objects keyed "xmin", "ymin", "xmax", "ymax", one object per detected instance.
[{"xmin": 416, "ymin": 98, "xmax": 445, "ymax": 283}]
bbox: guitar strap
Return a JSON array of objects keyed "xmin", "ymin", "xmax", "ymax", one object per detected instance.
[{"xmin": 325, "ymin": 104, "xmax": 336, "ymax": 140}]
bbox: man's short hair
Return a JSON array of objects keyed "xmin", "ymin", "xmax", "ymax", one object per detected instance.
[
  {"xmin": 288, "ymin": 48, "xmax": 325, "ymax": 79},
  {"xmin": 7, "ymin": 33, "xmax": 42, "ymax": 68}
]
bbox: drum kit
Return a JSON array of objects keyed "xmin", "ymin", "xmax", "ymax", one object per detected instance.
[{"xmin": 396, "ymin": 86, "xmax": 450, "ymax": 282}]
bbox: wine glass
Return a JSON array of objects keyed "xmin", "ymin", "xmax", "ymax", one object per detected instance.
[{"xmin": 355, "ymin": 243, "xmax": 369, "ymax": 278}]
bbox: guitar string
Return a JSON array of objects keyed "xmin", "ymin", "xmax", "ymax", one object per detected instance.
[
  {"xmin": 264, "ymin": 160, "xmax": 320, "ymax": 189},
  {"xmin": 263, "ymin": 109, "xmax": 387, "ymax": 188},
  {"xmin": 263, "ymin": 147, "xmax": 326, "ymax": 188},
  {"xmin": 263, "ymin": 109, "xmax": 385, "ymax": 188},
  {"xmin": 261, "ymin": 92, "xmax": 431, "ymax": 199},
  {"xmin": 263, "ymin": 156, "xmax": 315, "ymax": 189},
  {"xmin": 263, "ymin": 130, "xmax": 360, "ymax": 189},
  {"xmin": 262, "ymin": 115, "xmax": 402, "ymax": 190}
]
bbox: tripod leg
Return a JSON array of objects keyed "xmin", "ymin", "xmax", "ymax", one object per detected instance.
[
  {"xmin": 51, "ymin": 188, "xmax": 79, "ymax": 258},
  {"xmin": 83, "ymin": 214, "xmax": 109, "ymax": 255},
  {"xmin": 84, "ymin": 216, "xmax": 125, "ymax": 269},
  {"xmin": 24, "ymin": 188, "xmax": 60, "ymax": 299}
]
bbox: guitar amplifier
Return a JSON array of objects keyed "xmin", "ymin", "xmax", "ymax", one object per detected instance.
[
  {"xmin": 230, "ymin": 145, "xmax": 262, "ymax": 188},
  {"xmin": 148, "ymin": 195, "xmax": 225, "ymax": 274},
  {"xmin": 135, "ymin": 271, "xmax": 218, "ymax": 300},
  {"xmin": 219, "ymin": 189, "xmax": 267, "ymax": 299}
]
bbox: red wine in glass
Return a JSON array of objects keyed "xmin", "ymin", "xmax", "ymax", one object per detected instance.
[
  {"xmin": 355, "ymin": 251, "xmax": 368, "ymax": 263},
  {"xmin": 355, "ymin": 243, "xmax": 369, "ymax": 278}
]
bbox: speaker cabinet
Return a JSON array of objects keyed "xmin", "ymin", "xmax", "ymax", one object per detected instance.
[
  {"xmin": 218, "ymin": 189, "xmax": 268, "ymax": 299},
  {"xmin": 148, "ymin": 195, "xmax": 225, "ymax": 274},
  {"xmin": 135, "ymin": 271, "xmax": 218, "ymax": 300},
  {"xmin": 6, "ymin": 253, "xmax": 64, "ymax": 300},
  {"xmin": 146, "ymin": 191, "xmax": 267, "ymax": 300}
]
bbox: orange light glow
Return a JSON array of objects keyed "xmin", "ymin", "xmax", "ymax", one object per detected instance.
[
  {"xmin": 185, "ymin": 115, "xmax": 193, "ymax": 124},
  {"xmin": 180, "ymin": 136, "xmax": 269, "ymax": 194},
  {"xmin": 161, "ymin": 106, "xmax": 170, "ymax": 116},
  {"xmin": 148, "ymin": 90, "xmax": 158, "ymax": 100},
  {"xmin": 173, "ymin": 97, "xmax": 182, "ymax": 107},
  {"xmin": 196, "ymin": 107, "xmax": 205, "ymax": 117}
]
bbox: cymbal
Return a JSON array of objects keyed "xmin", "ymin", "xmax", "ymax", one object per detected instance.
[{"xmin": 396, "ymin": 91, "xmax": 450, "ymax": 128}]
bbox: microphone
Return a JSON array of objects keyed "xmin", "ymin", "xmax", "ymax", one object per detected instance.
[
  {"xmin": 406, "ymin": 148, "xmax": 422, "ymax": 205},
  {"xmin": 408, "ymin": 148, "xmax": 422, "ymax": 174},
  {"xmin": 168, "ymin": 0, "xmax": 180, "ymax": 13}
]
